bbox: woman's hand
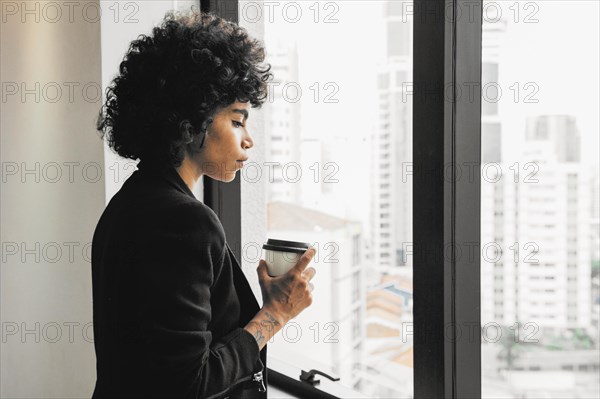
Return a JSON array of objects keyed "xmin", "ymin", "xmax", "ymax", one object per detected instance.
[
  {"xmin": 256, "ymin": 247, "xmax": 317, "ymax": 324},
  {"xmin": 244, "ymin": 248, "xmax": 317, "ymax": 350}
]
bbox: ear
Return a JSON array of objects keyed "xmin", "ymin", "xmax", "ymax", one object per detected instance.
[{"xmin": 179, "ymin": 120, "xmax": 194, "ymax": 144}]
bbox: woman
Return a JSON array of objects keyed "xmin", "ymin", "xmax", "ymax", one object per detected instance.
[{"xmin": 92, "ymin": 10, "xmax": 316, "ymax": 399}]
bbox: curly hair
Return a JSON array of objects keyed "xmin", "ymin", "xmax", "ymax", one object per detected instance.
[{"xmin": 97, "ymin": 10, "xmax": 273, "ymax": 167}]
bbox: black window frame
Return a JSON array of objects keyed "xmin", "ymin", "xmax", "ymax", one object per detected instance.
[{"xmin": 201, "ymin": 0, "xmax": 482, "ymax": 397}]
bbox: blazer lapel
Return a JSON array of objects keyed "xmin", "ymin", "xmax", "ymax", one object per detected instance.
[{"xmin": 225, "ymin": 243, "xmax": 261, "ymax": 325}]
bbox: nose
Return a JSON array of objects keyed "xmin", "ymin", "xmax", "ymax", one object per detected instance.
[{"xmin": 243, "ymin": 130, "xmax": 254, "ymax": 150}]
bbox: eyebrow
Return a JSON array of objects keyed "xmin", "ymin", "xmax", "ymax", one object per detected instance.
[{"xmin": 231, "ymin": 108, "xmax": 249, "ymax": 121}]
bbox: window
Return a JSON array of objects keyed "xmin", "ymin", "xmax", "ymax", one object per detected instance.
[
  {"xmin": 481, "ymin": 63, "xmax": 499, "ymax": 116},
  {"xmin": 352, "ymin": 308, "xmax": 361, "ymax": 341},
  {"xmin": 208, "ymin": 0, "xmax": 485, "ymax": 397},
  {"xmin": 352, "ymin": 273, "xmax": 360, "ymax": 303},
  {"xmin": 237, "ymin": 1, "xmax": 414, "ymax": 397},
  {"xmin": 480, "ymin": 1, "xmax": 599, "ymax": 397}
]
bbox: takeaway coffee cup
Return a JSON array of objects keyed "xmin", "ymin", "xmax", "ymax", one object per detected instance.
[{"xmin": 262, "ymin": 238, "xmax": 311, "ymax": 277}]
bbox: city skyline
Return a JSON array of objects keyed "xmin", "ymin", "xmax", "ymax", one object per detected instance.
[{"xmin": 245, "ymin": 1, "xmax": 600, "ymax": 397}]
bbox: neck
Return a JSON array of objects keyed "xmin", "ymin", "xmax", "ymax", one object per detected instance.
[{"xmin": 175, "ymin": 155, "xmax": 202, "ymax": 192}]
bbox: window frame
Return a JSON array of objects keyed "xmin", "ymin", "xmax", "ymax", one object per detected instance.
[
  {"xmin": 413, "ymin": 1, "xmax": 482, "ymax": 397},
  {"xmin": 201, "ymin": 0, "xmax": 483, "ymax": 397}
]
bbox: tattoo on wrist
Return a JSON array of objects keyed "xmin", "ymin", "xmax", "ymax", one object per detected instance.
[
  {"xmin": 253, "ymin": 328, "xmax": 265, "ymax": 346},
  {"xmin": 264, "ymin": 310, "xmax": 281, "ymax": 326},
  {"xmin": 248, "ymin": 321, "xmax": 265, "ymax": 346}
]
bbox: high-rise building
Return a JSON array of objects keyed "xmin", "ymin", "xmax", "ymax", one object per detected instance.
[
  {"xmin": 481, "ymin": 116, "xmax": 592, "ymax": 332},
  {"xmin": 264, "ymin": 41, "xmax": 301, "ymax": 203},
  {"xmin": 371, "ymin": 2, "xmax": 412, "ymax": 273},
  {"xmin": 589, "ymin": 166, "xmax": 599, "ymax": 336},
  {"xmin": 591, "ymin": 169, "xmax": 600, "ymax": 264},
  {"xmin": 362, "ymin": 274, "xmax": 414, "ymax": 398},
  {"xmin": 481, "ymin": 17, "xmax": 507, "ymax": 163},
  {"xmin": 525, "ymin": 115, "xmax": 581, "ymax": 163},
  {"xmin": 266, "ymin": 201, "xmax": 365, "ymax": 390},
  {"xmin": 364, "ymin": 6, "xmax": 414, "ymax": 394}
]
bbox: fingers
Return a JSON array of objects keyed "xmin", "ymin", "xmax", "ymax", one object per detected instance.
[
  {"xmin": 301, "ymin": 267, "xmax": 317, "ymax": 282},
  {"xmin": 302, "ymin": 267, "xmax": 316, "ymax": 294},
  {"xmin": 291, "ymin": 247, "xmax": 316, "ymax": 275},
  {"xmin": 256, "ymin": 259, "xmax": 270, "ymax": 281}
]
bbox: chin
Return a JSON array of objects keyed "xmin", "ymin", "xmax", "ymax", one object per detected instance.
[
  {"xmin": 225, "ymin": 174, "xmax": 237, "ymax": 182},
  {"xmin": 217, "ymin": 171, "xmax": 237, "ymax": 183}
]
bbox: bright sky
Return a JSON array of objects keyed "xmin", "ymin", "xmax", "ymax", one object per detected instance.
[
  {"xmin": 239, "ymin": 0, "xmax": 599, "ymax": 223},
  {"xmin": 254, "ymin": 0, "xmax": 598, "ymax": 166},
  {"xmin": 497, "ymin": 0, "xmax": 599, "ymax": 165}
]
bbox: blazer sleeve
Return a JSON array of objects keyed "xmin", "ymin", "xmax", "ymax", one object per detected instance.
[{"xmin": 135, "ymin": 201, "xmax": 262, "ymax": 399}]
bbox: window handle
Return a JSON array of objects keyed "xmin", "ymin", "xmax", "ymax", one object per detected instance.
[{"xmin": 299, "ymin": 369, "xmax": 340, "ymax": 386}]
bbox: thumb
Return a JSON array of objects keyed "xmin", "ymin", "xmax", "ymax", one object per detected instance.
[{"xmin": 257, "ymin": 260, "xmax": 270, "ymax": 281}]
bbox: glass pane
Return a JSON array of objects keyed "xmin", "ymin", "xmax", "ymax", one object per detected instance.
[
  {"xmin": 239, "ymin": 1, "xmax": 413, "ymax": 397},
  {"xmin": 480, "ymin": 1, "xmax": 600, "ymax": 397}
]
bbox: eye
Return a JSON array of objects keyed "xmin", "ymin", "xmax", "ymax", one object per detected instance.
[{"xmin": 232, "ymin": 120, "xmax": 244, "ymax": 128}]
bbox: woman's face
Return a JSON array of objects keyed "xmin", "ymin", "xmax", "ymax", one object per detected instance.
[{"xmin": 195, "ymin": 101, "xmax": 254, "ymax": 182}]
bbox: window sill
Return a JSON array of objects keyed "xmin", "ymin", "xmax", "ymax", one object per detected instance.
[{"xmin": 267, "ymin": 356, "xmax": 370, "ymax": 399}]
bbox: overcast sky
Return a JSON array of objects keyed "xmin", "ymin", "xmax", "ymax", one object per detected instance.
[
  {"xmin": 497, "ymin": 0, "xmax": 599, "ymax": 165},
  {"xmin": 258, "ymin": 0, "xmax": 598, "ymax": 166}
]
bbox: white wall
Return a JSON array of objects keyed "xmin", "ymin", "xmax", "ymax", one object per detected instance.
[
  {"xmin": 1, "ymin": 1, "xmax": 104, "ymax": 396},
  {"xmin": 0, "ymin": 1, "xmax": 198, "ymax": 397}
]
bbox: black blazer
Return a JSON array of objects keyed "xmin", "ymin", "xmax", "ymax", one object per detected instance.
[{"xmin": 91, "ymin": 159, "xmax": 268, "ymax": 399}]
